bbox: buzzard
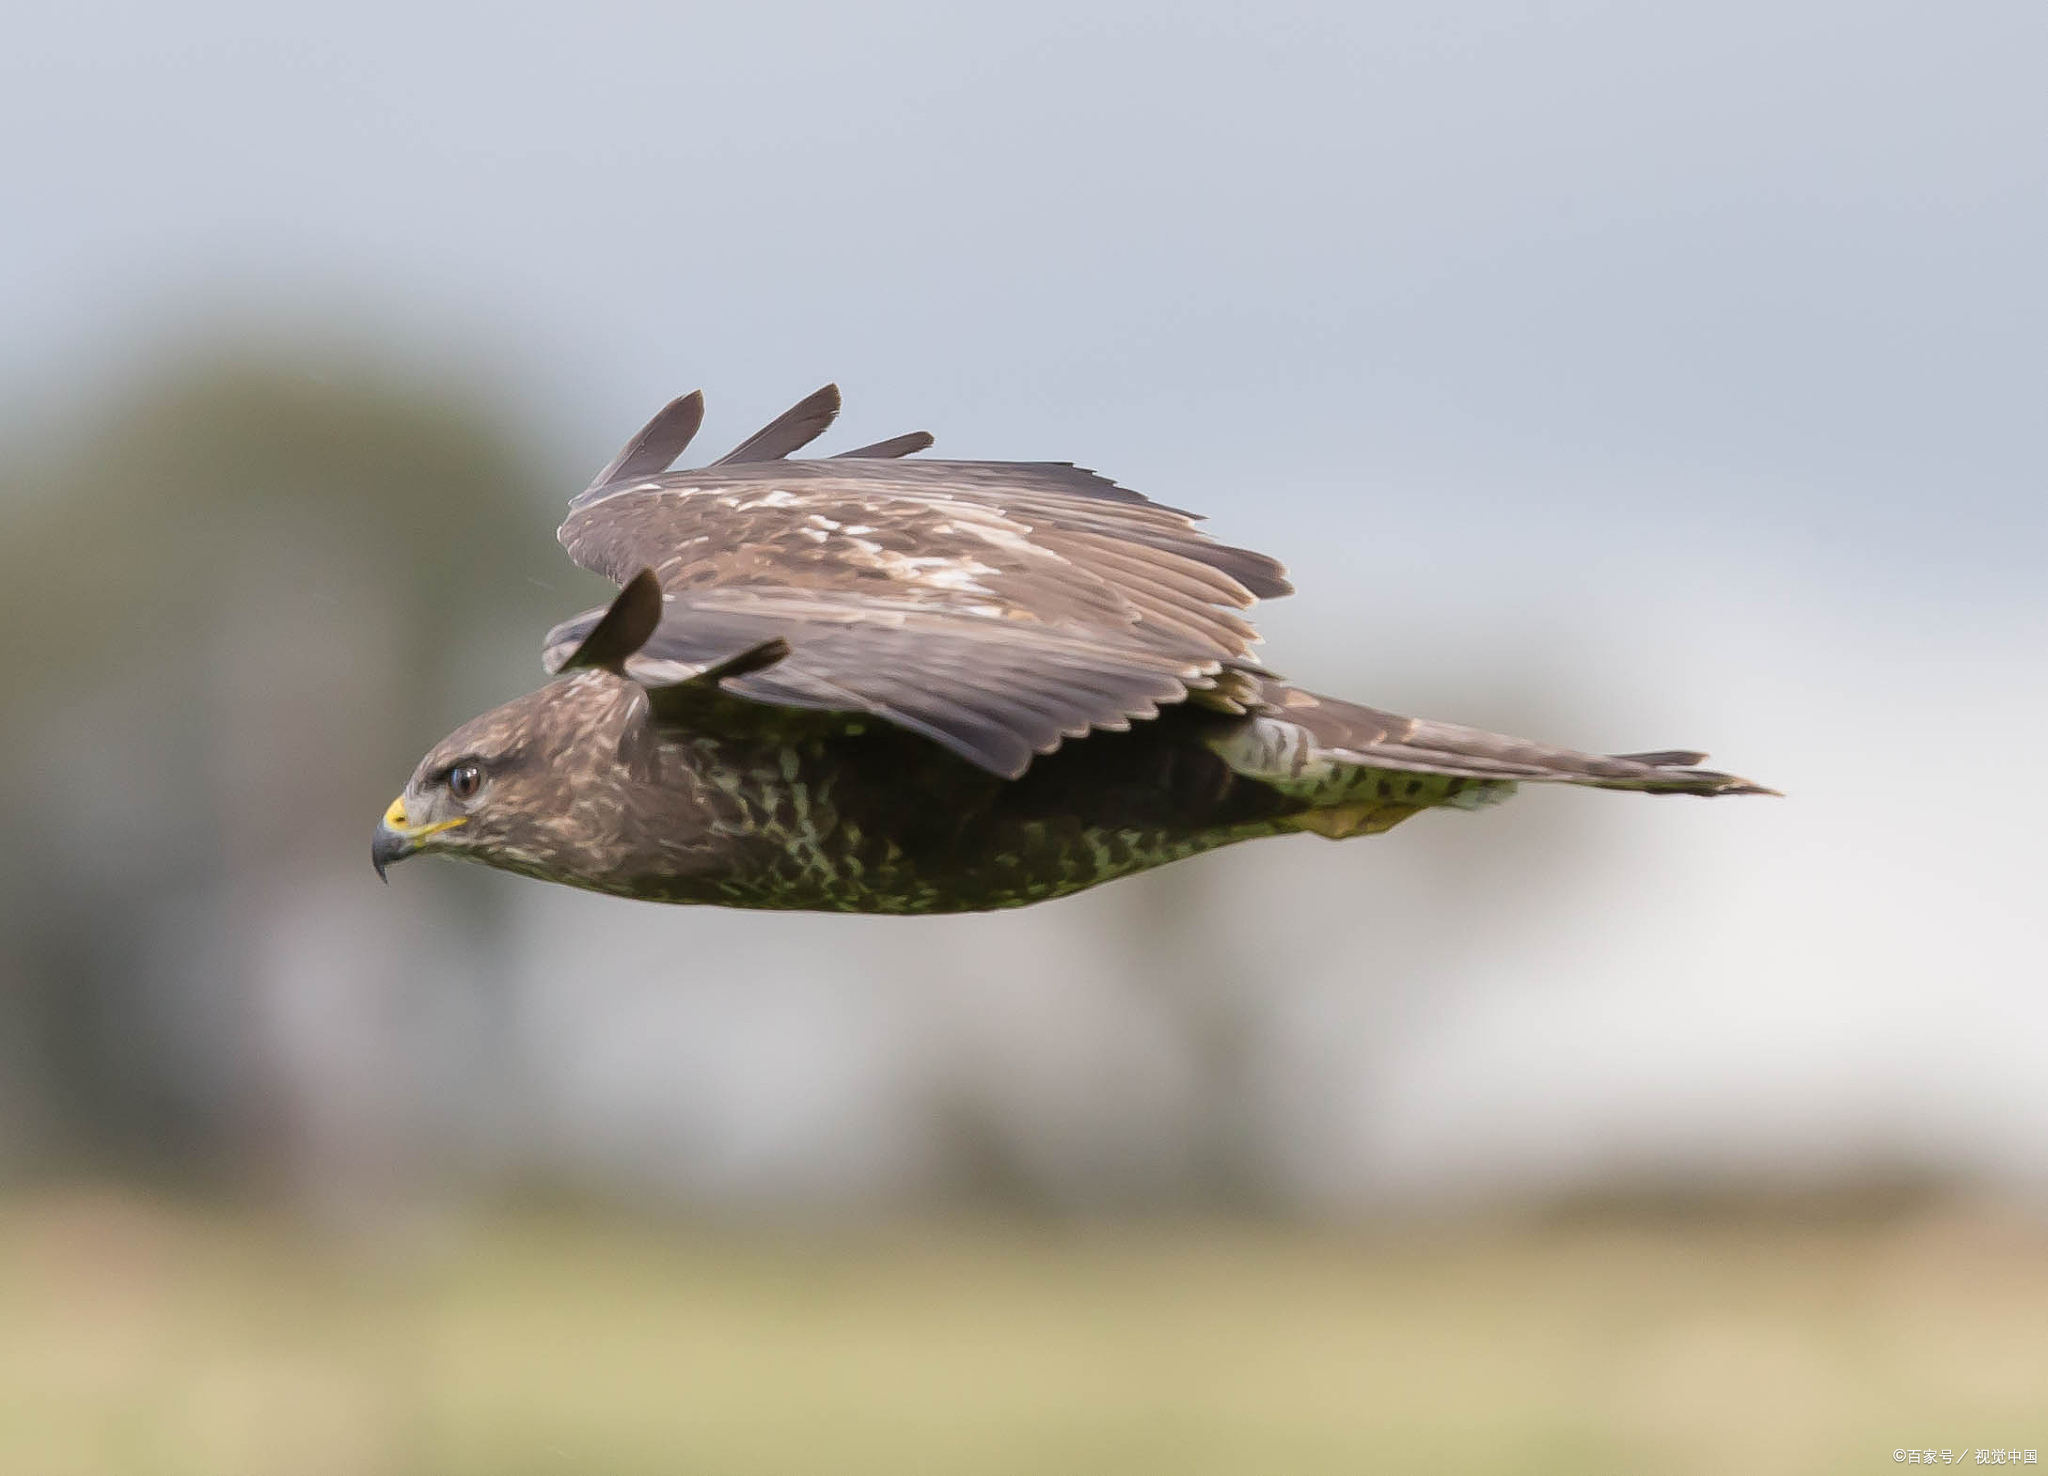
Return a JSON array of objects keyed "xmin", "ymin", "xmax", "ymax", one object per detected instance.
[{"xmin": 374, "ymin": 385, "xmax": 1770, "ymax": 912}]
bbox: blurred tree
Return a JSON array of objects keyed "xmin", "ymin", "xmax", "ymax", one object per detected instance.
[{"xmin": 0, "ymin": 344, "xmax": 594, "ymax": 1184}]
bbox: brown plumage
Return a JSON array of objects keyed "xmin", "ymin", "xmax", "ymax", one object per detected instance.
[{"xmin": 373, "ymin": 384, "xmax": 1772, "ymax": 911}]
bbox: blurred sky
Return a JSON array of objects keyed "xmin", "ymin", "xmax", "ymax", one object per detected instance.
[
  {"xmin": 8, "ymin": 1, "xmax": 2044, "ymax": 582},
  {"xmin": 4, "ymin": 0, "xmax": 2044, "ymax": 1207}
]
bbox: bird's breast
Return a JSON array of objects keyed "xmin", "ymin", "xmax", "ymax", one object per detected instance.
[{"xmin": 620, "ymin": 729, "xmax": 1267, "ymax": 913}]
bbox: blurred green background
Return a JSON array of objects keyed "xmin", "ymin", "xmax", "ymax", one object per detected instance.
[
  {"xmin": 3, "ymin": 2, "xmax": 2044, "ymax": 1471},
  {"xmin": 4, "ymin": 1192, "xmax": 2043, "ymax": 1476}
]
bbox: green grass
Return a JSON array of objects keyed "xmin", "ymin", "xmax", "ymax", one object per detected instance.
[{"xmin": 0, "ymin": 1189, "xmax": 2042, "ymax": 1475}]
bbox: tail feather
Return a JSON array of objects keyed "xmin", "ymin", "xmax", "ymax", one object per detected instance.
[
  {"xmin": 1611, "ymin": 749, "xmax": 1709, "ymax": 768},
  {"xmin": 1212, "ymin": 682, "xmax": 1777, "ymax": 815},
  {"xmin": 1352, "ymin": 713, "xmax": 1776, "ymax": 795}
]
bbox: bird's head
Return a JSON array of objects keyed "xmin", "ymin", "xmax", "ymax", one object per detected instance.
[{"xmin": 373, "ymin": 670, "xmax": 655, "ymax": 883}]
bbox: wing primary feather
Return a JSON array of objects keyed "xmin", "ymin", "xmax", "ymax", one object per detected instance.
[
  {"xmin": 554, "ymin": 568, "xmax": 664, "ymax": 673},
  {"xmin": 583, "ymin": 391, "xmax": 705, "ymax": 492},
  {"xmin": 1046, "ymin": 529, "xmax": 1262, "ymax": 611},
  {"xmin": 831, "ymin": 431, "xmax": 935, "ymax": 459},
  {"xmin": 712, "ymin": 384, "xmax": 842, "ymax": 465},
  {"xmin": 698, "ymin": 637, "xmax": 791, "ymax": 682}
]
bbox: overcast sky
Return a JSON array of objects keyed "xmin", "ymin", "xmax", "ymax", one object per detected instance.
[
  {"xmin": 6, "ymin": 0, "xmax": 2044, "ymax": 1203},
  {"xmin": 7, "ymin": 0, "xmax": 2045, "ymax": 594}
]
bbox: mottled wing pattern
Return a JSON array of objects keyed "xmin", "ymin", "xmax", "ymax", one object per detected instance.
[{"xmin": 551, "ymin": 454, "xmax": 1292, "ymax": 777}]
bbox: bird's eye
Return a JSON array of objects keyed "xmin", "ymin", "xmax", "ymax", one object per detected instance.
[{"xmin": 447, "ymin": 763, "xmax": 483, "ymax": 801}]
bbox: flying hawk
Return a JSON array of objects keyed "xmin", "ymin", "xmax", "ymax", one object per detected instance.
[{"xmin": 374, "ymin": 385, "xmax": 1770, "ymax": 911}]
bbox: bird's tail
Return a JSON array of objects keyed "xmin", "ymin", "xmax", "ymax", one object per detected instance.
[{"xmin": 1206, "ymin": 680, "xmax": 1776, "ymax": 840}]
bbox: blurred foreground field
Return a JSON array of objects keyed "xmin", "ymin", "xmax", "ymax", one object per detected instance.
[{"xmin": 2, "ymin": 1188, "xmax": 2042, "ymax": 1476}]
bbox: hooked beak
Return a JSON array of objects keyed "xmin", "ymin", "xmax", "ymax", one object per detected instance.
[{"xmin": 373, "ymin": 797, "xmax": 466, "ymax": 881}]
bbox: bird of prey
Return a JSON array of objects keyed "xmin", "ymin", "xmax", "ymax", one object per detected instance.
[{"xmin": 374, "ymin": 385, "xmax": 1770, "ymax": 911}]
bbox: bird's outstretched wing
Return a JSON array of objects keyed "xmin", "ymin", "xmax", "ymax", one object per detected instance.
[{"xmin": 546, "ymin": 386, "xmax": 1292, "ymax": 777}]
